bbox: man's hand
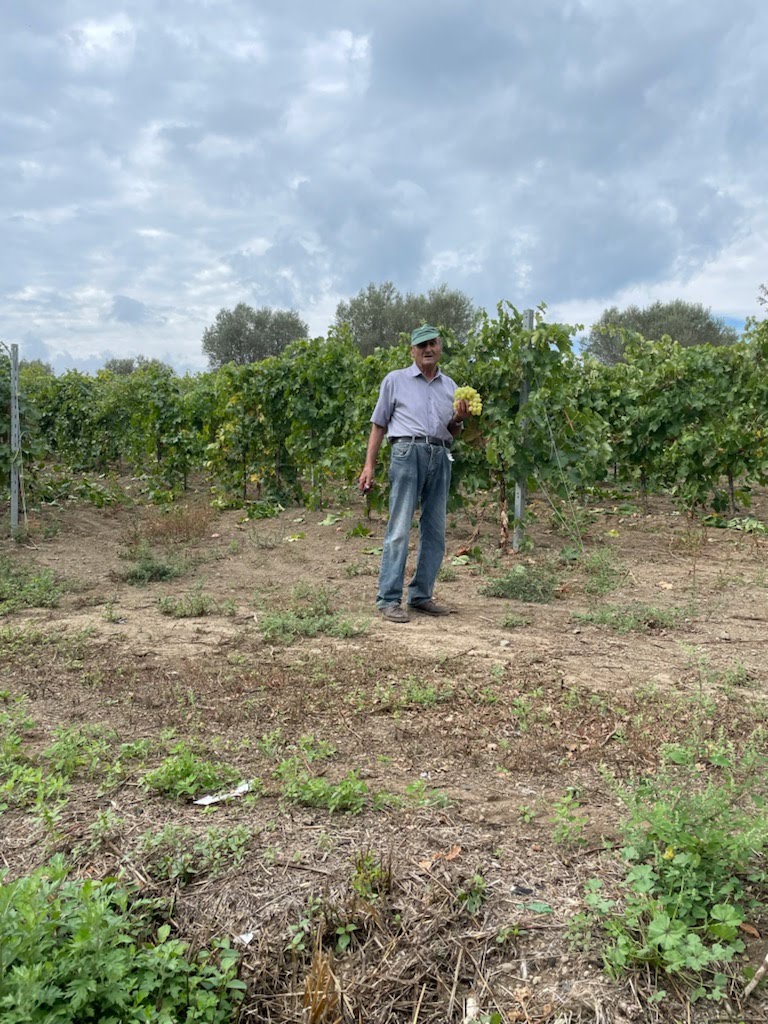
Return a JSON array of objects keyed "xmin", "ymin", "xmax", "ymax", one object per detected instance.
[
  {"xmin": 360, "ymin": 424, "xmax": 386, "ymax": 493},
  {"xmin": 447, "ymin": 398, "xmax": 471, "ymax": 436},
  {"xmin": 454, "ymin": 398, "xmax": 471, "ymax": 421}
]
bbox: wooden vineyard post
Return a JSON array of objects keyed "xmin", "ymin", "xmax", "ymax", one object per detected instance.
[
  {"xmin": 512, "ymin": 310, "xmax": 533, "ymax": 553},
  {"xmin": 3, "ymin": 342, "xmax": 21, "ymax": 536}
]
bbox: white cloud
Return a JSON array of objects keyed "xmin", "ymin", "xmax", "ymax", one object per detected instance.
[
  {"xmin": 305, "ymin": 29, "xmax": 370, "ymax": 95},
  {"xmin": 63, "ymin": 13, "xmax": 137, "ymax": 70},
  {"xmin": 1, "ymin": 2, "xmax": 766, "ymax": 371},
  {"xmin": 284, "ymin": 29, "xmax": 371, "ymax": 138},
  {"xmin": 135, "ymin": 227, "xmax": 173, "ymax": 240},
  {"xmin": 18, "ymin": 159, "xmax": 59, "ymax": 181},
  {"xmin": 63, "ymin": 85, "xmax": 116, "ymax": 108},
  {"xmin": 552, "ymin": 212, "xmax": 767, "ymax": 334},
  {"xmin": 241, "ymin": 237, "xmax": 272, "ymax": 257},
  {"xmin": 230, "ymin": 37, "xmax": 267, "ymax": 62},
  {"xmin": 193, "ymin": 134, "xmax": 260, "ymax": 159},
  {"xmin": 12, "ymin": 205, "xmax": 80, "ymax": 225}
]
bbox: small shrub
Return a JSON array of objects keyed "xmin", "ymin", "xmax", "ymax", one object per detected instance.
[
  {"xmin": 582, "ymin": 549, "xmax": 626, "ymax": 595},
  {"xmin": 144, "ymin": 504, "xmax": 214, "ymax": 544},
  {"xmin": 259, "ymin": 583, "xmax": 366, "ymax": 644},
  {"xmin": 297, "ymin": 734, "xmax": 337, "ymax": 762},
  {"xmin": 158, "ymin": 591, "xmax": 236, "ymax": 618},
  {"xmin": 0, "ymin": 761, "xmax": 71, "ymax": 818},
  {"xmin": 0, "ymin": 857, "xmax": 245, "ymax": 1023},
  {"xmin": 456, "ymin": 872, "xmax": 488, "ymax": 915},
  {"xmin": 346, "ymin": 522, "xmax": 372, "ymax": 538},
  {"xmin": 0, "ymin": 701, "xmax": 71, "ymax": 820},
  {"xmin": 276, "ymin": 758, "xmax": 368, "ymax": 814},
  {"xmin": 550, "ymin": 787, "xmax": 588, "ymax": 846},
  {"xmin": 143, "ymin": 743, "xmax": 240, "ymax": 800},
  {"xmin": 573, "ymin": 603, "xmax": 686, "ymax": 633},
  {"xmin": 140, "ymin": 823, "xmax": 252, "ymax": 884},
  {"xmin": 480, "ymin": 564, "xmax": 556, "ymax": 603},
  {"xmin": 0, "ymin": 557, "xmax": 63, "ymax": 616},
  {"xmin": 501, "ymin": 612, "xmax": 531, "ymax": 629},
  {"xmin": 43, "ymin": 725, "xmax": 115, "ymax": 779},
  {"xmin": 118, "ymin": 541, "xmax": 185, "ymax": 585},
  {"xmin": 574, "ymin": 764, "xmax": 768, "ymax": 999},
  {"xmin": 245, "ymin": 500, "xmax": 284, "ymax": 520},
  {"xmin": 403, "ymin": 779, "xmax": 450, "ymax": 808},
  {"xmin": 351, "ymin": 850, "xmax": 392, "ymax": 901},
  {"xmin": 80, "ymin": 808, "xmax": 125, "ymax": 851}
]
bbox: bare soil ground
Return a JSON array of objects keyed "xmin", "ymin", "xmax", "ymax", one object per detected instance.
[{"xmin": 3, "ymin": 483, "xmax": 768, "ymax": 1023}]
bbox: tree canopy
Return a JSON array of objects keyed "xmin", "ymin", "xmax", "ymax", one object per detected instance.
[
  {"xmin": 19, "ymin": 358, "xmax": 54, "ymax": 376},
  {"xmin": 334, "ymin": 282, "xmax": 477, "ymax": 355},
  {"xmin": 202, "ymin": 304, "xmax": 308, "ymax": 367},
  {"xmin": 583, "ymin": 299, "xmax": 740, "ymax": 364},
  {"xmin": 103, "ymin": 358, "xmax": 136, "ymax": 376}
]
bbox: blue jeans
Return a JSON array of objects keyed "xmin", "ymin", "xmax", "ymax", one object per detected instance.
[{"xmin": 376, "ymin": 441, "xmax": 452, "ymax": 608}]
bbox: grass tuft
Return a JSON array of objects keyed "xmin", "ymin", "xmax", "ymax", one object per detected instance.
[
  {"xmin": 0, "ymin": 557, "xmax": 64, "ymax": 615},
  {"xmin": 573, "ymin": 602, "xmax": 687, "ymax": 633},
  {"xmin": 480, "ymin": 564, "xmax": 557, "ymax": 603},
  {"xmin": 158, "ymin": 590, "xmax": 236, "ymax": 618},
  {"xmin": 259, "ymin": 583, "xmax": 367, "ymax": 644},
  {"xmin": 117, "ymin": 540, "xmax": 186, "ymax": 584}
]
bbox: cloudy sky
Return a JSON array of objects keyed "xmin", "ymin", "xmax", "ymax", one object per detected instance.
[{"xmin": 3, "ymin": 1, "xmax": 767, "ymax": 373}]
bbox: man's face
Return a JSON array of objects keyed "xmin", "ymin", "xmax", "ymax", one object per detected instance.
[{"xmin": 411, "ymin": 336, "xmax": 442, "ymax": 373}]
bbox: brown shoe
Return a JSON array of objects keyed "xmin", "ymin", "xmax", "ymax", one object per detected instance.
[
  {"xmin": 380, "ymin": 603, "xmax": 410, "ymax": 623},
  {"xmin": 409, "ymin": 599, "xmax": 451, "ymax": 616}
]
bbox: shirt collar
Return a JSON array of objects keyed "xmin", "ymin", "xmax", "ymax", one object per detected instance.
[{"xmin": 409, "ymin": 362, "xmax": 442, "ymax": 380}]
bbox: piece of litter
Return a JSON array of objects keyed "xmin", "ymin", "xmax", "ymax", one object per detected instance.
[
  {"xmin": 463, "ymin": 995, "xmax": 480, "ymax": 1024},
  {"xmin": 194, "ymin": 781, "xmax": 250, "ymax": 806},
  {"xmin": 235, "ymin": 932, "xmax": 254, "ymax": 945}
]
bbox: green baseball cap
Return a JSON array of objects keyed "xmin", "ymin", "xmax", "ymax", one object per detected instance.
[{"xmin": 410, "ymin": 324, "xmax": 441, "ymax": 346}]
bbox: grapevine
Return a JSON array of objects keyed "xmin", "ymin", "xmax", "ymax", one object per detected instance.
[{"xmin": 5, "ymin": 307, "xmax": 768, "ymax": 527}]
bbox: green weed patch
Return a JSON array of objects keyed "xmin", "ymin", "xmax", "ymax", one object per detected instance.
[
  {"xmin": 0, "ymin": 858, "xmax": 245, "ymax": 1023},
  {"xmin": 0, "ymin": 557, "xmax": 63, "ymax": 615},
  {"xmin": 158, "ymin": 591, "xmax": 236, "ymax": 617},
  {"xmin": 572, "ymin": 764, "xmax": 768, "ymax": 1000},
  {"xmin": 573, "ymin": 602, "xmax": 686, "ymax": 633},
  {"xmin": 142, "ymin": 743, "xmax": 240, "ymax": 800},
  {"xmin": 259, "ymin": 583, "xmax": 366, "ymax": 644},
  {"xmin": 480, "ymin": 564, "xmax": 557, "ymax": 603}
]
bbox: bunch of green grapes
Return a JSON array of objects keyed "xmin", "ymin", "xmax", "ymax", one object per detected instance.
[{"xmin": 453, "ymin": 386, "xmax": 482, "ymax": 415}]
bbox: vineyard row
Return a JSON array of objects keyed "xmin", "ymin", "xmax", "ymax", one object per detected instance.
[{"xmin": 3, "ymin": 306, "xmax": 768, "ymax": 520}]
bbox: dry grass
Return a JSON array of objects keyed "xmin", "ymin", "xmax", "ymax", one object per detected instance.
[
  {"xmin": 142, "ymin": 502, "xmax": 215, "ymax": 544},
  {"xmin": 4, "ymin": 488, "xmax": 768, "ymax": 1022}
]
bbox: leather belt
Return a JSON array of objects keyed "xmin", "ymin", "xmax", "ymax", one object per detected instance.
[{"xmin": 389, "ymin": 435, "xmax": 452, "ymax": 448}]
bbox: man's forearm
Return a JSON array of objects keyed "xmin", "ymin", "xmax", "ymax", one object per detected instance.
[{"xmin": 364, "ymin": 423, "xmax": 387, "ymax": 468}]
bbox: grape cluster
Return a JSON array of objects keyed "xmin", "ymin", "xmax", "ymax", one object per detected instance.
[{"xmin": 453, "ymin": 386, "xmax": 482, "ymax": 415}]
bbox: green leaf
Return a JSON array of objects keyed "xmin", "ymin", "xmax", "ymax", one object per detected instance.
[{"xmin": 516, "ymin": 900, "xmax": 553, "ymax": 914}]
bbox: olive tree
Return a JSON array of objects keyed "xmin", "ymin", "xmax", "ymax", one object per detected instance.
[
  {"xmin": 583, "ymin": 300, "xmax": 739, "ymax": 364},
  {"xmin": 202, "ymin": 304, "xmax": 308, "ymax": 367},
  {"xmin": 334, "ymin": 282, "xmax": 477, "ymax": 355}
]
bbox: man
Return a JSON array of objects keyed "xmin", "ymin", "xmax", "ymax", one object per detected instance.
[{"xmin": 358, "ymin": 324, "xmax": 471, "ymax": 623}]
